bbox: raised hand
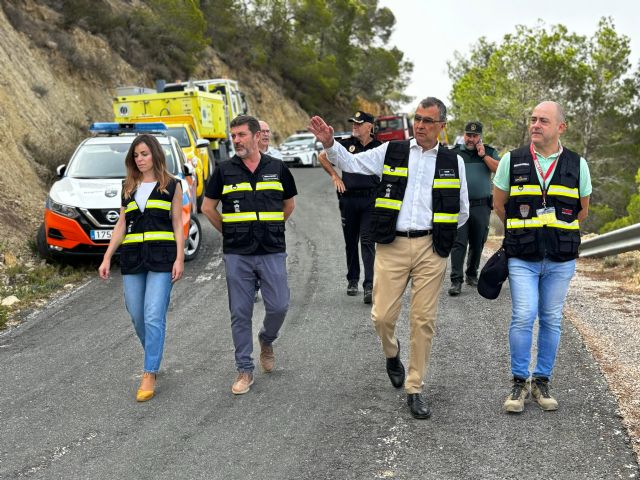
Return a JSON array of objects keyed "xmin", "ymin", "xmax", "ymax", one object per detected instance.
[{"xmin": 308, "ymin": 116, "xmax": 335, "ymax": 148}]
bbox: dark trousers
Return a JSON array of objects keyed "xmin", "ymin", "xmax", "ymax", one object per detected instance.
[
  {"xmin": 450, "ymin": 203, "xmax": 491, "ymax": 283},
  {"xmin": 339, "ymin": 193, "xmax": 375, "ymax": 288}
]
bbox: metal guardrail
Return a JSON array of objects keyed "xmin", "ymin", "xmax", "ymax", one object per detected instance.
[{"xmin": 579, "ymin": 223, "xmax": 640, "ymax": 258}]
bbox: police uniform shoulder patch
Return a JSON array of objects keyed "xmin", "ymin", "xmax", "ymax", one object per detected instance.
[{"xmin": 348, "ymin": 145, "xmax": 356, "ymax": 152}]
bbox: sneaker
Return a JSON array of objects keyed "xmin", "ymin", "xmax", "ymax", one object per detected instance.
[
  {"xmin": 231, "ymin": 372, "xmax": 254, "ymax": 395},
  {"xmin": 259, "ymin": 340, "xmax": 275, "ymax": 373},
  {"xmin": 531, "ymin": 377, "xmax": 558, "ymax": 411},
  {"xmin": 504, "ymin": 377, "xmax": 529, "ymax": 413},
  {"xmin": 448, "ymin": 282, "xmax": 462, "ymax": 296},
  {"xmin": 465, "ymin": 276, "xmax": 478, "ymax": 287},
  {"xmin": 363, "ymin": 286, "xmax": 372, "ymax": 304},
  {"xmin": 347, "ymin": 280, "xmax": 358, "ymax": 296}
]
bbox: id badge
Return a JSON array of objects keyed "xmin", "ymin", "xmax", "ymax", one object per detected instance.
[{"xmin": 536, "ymin": 207, "xmax": 557, "ymax": 225}]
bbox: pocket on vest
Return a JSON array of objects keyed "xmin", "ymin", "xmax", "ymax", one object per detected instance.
[
  {"xmin": 433, "ymin": 188, "xmax": 459, "ymax": 213},
  {"xmin": 553, "ymin": 229, "xmax": 580, "ymax": 255},
  {"xmin": 263, "ymin": 223, "xmax": 285, "ymax": 250},
  {"xmin": 432, "ymin": 224, "xmax": 457, "ymax": 258},
  {"xmin": 553, "ymin": 197, "xmax": 578, "ymax": 223},
  {"xmin": 504, "ymin": 230, "xmax": 537, "ymax": 256},
  {"xmin": 370, "ymin": 210, "xmax": 397, "ymax": 244},
  {"xmin": 223, "ymin": 223, "xmax": 253, "ymax": 249}
]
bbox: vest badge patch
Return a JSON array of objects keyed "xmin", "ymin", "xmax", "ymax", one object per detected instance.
[
  {"xmin": 348, "ymin": 145, "xmax": 356, "ymax": 153},
  {"xmin": 262, "ymin": 174, "xmax": 279, "ymax": 181},
  {"xmin": 519, "ymin": 204, "xmax": 530, "ymax": 218},
  {"xmin": 513, "ymin": 175, "xmax": 529, "ymax": 184},
  {"xmin": 561, "ymin": 208, "xmax": 573, "ymax": 216},
  {"xmin": 438, "ymin": 169, "xmax": 455, "ymax": 178}
]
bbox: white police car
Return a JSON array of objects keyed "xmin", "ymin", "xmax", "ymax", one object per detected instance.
[
  {"xmin": 37, "ymin": 122, "xmax": 202, "ymax": 262},
  {"xmin": 279, "ymin": 133, "xmax": 323, "ymax": 167}
]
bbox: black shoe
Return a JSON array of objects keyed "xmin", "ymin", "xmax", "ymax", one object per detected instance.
[
  {"xmin": 363, "ymin": 286, "xmax": 372, "ymax": 304},
  {"xmin": 407, "ymin": 393, "xmax": 431, "ymax": 419},
  {"xmin": 347, "ymin": 280, "xmax": 358, "ymax": 296},
  {"xmin": 448, "ymin": 282, "xmax": 462, "ymax": 296},
  {"xmin": 386, "ymin": 340, "xmax": 405, "ymax": 388},
  {"xmin": 465, "ymin": 276, "xmax": 478, "ymax": 287}
]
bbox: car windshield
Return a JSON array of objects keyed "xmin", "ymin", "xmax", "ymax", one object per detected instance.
[
  {"xmin": 282, "ymin": 135, "xmax": 314, "ymax": 146},
  {"xmin": 376, "ymin": 118, "xmax": 403, "ymax": 130},
  {"xmin": 65, "ymin": 142, "xmax": 178, "ymax": 178},
  {"xmin": 167, "ymin": 127, "xmax": 190, "ymax": 148}
]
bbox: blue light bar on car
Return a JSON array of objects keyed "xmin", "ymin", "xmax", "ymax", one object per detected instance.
[{"xmin": 89, "ymin": 122, "xmax": 168, "ymax": 134}]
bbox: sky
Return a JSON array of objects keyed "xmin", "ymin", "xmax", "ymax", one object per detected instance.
[{"xmin": 378, "ymin": 0, "xmax": 640, "ymax": 112}]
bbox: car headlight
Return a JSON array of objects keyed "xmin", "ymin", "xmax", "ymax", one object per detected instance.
[{"xmin": 46, "ymin": 196, "xmax": 79, "ymax": 219}]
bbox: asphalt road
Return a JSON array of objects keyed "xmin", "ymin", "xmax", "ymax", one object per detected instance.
[{"xmin": 1, "ymin": 168, "xmax": 638, "ymax": 479}]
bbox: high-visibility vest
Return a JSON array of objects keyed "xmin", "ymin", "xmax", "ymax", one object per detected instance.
[
  {"xmin": 370, "ymin": 141, "xmax": 461, "ymax": 257},
  {"xmin": 503, "ymin": 145, "xmax": 582, "ymax": 262},
  {"xmin": 120, "ymin": 178, "xmax": 178, "ymax": 274},
  {"xmin": 218, "ymin": 156, "xmax": 287, "ymax": 255}
]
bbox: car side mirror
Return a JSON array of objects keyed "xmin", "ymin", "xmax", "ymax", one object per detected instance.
[
  {"xmin": 196, "ymin": 138, "xmax": 210, "ymax": 149},
  {"xmin": 315, "ymin": 142, "xmax": 323, "ymax": 151},
  {"xmin": 182, "ymin": 162, "xmax": 195, "ymax": 176},
  {"xmin": 56, "ymin": 164, "xmax": 66, "ymax": 178}
]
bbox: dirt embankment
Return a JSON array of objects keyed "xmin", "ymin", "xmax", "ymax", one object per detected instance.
[{"xmin": 0, "ymin": 1, "xmax": 309, "ymax": 256}]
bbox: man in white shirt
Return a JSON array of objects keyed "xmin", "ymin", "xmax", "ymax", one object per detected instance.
[
  {"xmin": 309, "ymin": 97, "xmax": 469, "ymax": 419},
  {"xmin": 258, "ymin": 120, "xmax": 283, "ymax": 159}
]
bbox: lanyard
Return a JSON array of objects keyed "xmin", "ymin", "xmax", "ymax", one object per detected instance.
[{"xmin": 529, "ymin": 143, "xmax": 558, "ymax": 206}]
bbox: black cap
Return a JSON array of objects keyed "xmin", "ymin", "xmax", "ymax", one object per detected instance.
[
  {"xmin": 477, "ymin": 248, "xmax": 509, "ymax": 300},
  {"xmin": 348, "ymin": 111, "xmax": 375, "ymax": 124},
  {"xmin": 464, "ymin": 121, "xmax": 483, "ymax": 134}
]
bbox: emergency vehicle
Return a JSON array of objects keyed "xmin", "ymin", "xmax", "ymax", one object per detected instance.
[{"xmin": 36, "ymin": 123, "xmax": 202, "ymax": 262}]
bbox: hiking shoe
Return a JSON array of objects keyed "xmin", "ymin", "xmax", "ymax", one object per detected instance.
[
  {"xmin": 465, "ymin": 276, "xmax": 478, "ymax": 287},
  {"xmin": 363, "ymin": 286, "xmax": 373, "ymax": 304},
  {"xmin": 531, "ymin": 377, "xmax": 558, "ymax": 411},
  {"xmin": 347, "ymin": 280, "xmax": 358, "ymax": 296},
  {"xmin": 231, "ymin": 372, "xmax": 254, "ymax": 395},
  {"xmin": 504, "ymin": 377, "xmax": 529, "ymax": 413},
  {"xmin": 259, "ymin": 340, "xmax": 275, "ymax": 373},
  {"xmin": 448, "ymin": 282, "xmax": 462, "ymax": 296}
]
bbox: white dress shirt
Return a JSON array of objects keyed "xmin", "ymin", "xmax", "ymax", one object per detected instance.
[{"xmin": 326, "ymin": 139, "xmax": 469, "ymax": 230}]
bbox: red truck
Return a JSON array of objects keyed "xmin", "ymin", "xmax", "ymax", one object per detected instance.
[{"xmin": 375, "ymin": 113, "xmax": 413, "ymax": 142}]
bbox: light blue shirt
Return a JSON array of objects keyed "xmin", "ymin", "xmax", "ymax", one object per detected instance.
[{"xmin": 326, "ymin": 139, "xmax": 469, "ymax": 230}]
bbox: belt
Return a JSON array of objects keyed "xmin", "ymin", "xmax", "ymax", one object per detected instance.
[
  {"xmin": 470, "ymin": 198, "xmax": 490, "ymax": 207},
  {"xmin": 340, "ymin": 188, "xmax": 376, "ymax": 197},
  {"xmin": 395, "ymin": 230, "xmax": 432, "ymax": 238}
]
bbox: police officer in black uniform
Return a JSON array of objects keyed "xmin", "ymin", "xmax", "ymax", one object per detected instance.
[
  {"xmin": 319, "ymin": 111, "xmax": 381, "ymax": 304},
  {"xmin": 448, "ymin": 121, "xmax": 500, "ymax": 296}
]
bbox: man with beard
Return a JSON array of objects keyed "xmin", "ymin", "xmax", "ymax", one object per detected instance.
[
  {"xmin": 202, "ymin": 115, "xmax": 297, "ymax": 395},
  {"xmin": 448, "ymin": 121, "xmax": 501, "ymax": 296}
]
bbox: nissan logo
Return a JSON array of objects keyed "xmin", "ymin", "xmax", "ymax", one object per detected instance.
[{"xmin": 106, "ymin": 210, "xmax": 120, "ymax": 223}]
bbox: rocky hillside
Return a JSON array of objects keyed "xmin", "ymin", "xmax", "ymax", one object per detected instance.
[{"xmin": 0, "ymin": 1, "xmax": 309, "ymax": 255}]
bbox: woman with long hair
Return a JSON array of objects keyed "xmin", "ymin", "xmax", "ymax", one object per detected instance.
[{"xmin": 99, "ymin": 134, "xmax": 184, "ymax": 402}]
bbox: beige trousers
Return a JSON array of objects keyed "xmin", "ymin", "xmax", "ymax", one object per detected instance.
[{"xmin": 371, "ymin": 235, "xmax": 447, "ymax": 394}]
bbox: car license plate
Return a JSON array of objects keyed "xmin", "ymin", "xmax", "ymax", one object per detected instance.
[{"xmin": 91, "ymin": 230, "xmax": 112, "ymax": 240}]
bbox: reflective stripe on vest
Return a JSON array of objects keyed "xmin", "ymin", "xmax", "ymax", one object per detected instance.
[
  {"xmin": 433, "ymin": 178, "xmax": 461, "ymax": 189},
  {"xmin": 433, "ymin": 212, "xmax": 459, "ymax": 223},
  {"xmin": 548, "ymin": 220, "xmax": 580, "ymax": 230},
  {"xmin": 125, "ymin": 201, "xmax": 138, "ymax": 213},
  {"xmin": 256, "ymin": 181, "xmax": 284, "ymax": 192},
  {"xmin": 375, "ymin": 198, "xmax": 402, "ymax": 210},
  {"xmin": 222, "ymin": 212, "xmax": 258, "ymax": 222},
  {"xmin": 547, "ymin": 185, "xmax": 579, "ymax": 199},
  {"xmin": 222, "ymin": 182, "xmax": 253, "ymax": 195},
  {"xmin": 382, "ymin": 165, "xmax": 408, "ymax": 177},
  {"xmin": 146, "ymin": 199, "xmax": 171, "ymax": 211},
  {"xmin": 122, "ymin": 231, "xmax": 175, "ymax": 244},
  {"xmin": 506, "ymin": 218, "xmax": 543, "ymax": 229},
  {"xmin": 510, "ymin": 185, "xmax": 542, "ymax": 196},
  {"xmin": 258, "ymin": 211, "xmax": 285, "ymax": 221}
]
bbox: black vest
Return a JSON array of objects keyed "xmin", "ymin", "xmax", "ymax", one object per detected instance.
[
  {"xmin": 503, "ymin": 145, "xmax": 582, "ymax": 261},
  {"xmin": 218, "ymin": 155, "xmax": 287, "ymax": 255},
  {"xmin": 339, "ymin": 137, "xmax": 381, "ymax": 190},
  {"xmin": 120, "ymin": 178, "xmax": 178, "ymax": 274},
  {"xmin": 370, "ymin": 141, "xmax": 461, "ymax": 257}
]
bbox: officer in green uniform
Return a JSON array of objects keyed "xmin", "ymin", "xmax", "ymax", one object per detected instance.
[{"xmin": 448, "ymin": 121, "xmax": 501, "ymax": 296}]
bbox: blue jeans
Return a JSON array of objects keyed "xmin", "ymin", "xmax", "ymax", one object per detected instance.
[
  {"xmin": 123, "ymin": 271, "xmax": 173, "ymax": 373},
  {"xmin": 224, "ymin": 253, "xmax": 290, "ymax": 372},
  {"xmin": 507, "ymin": 257, "xmax": 576, "ymax": 379}
]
